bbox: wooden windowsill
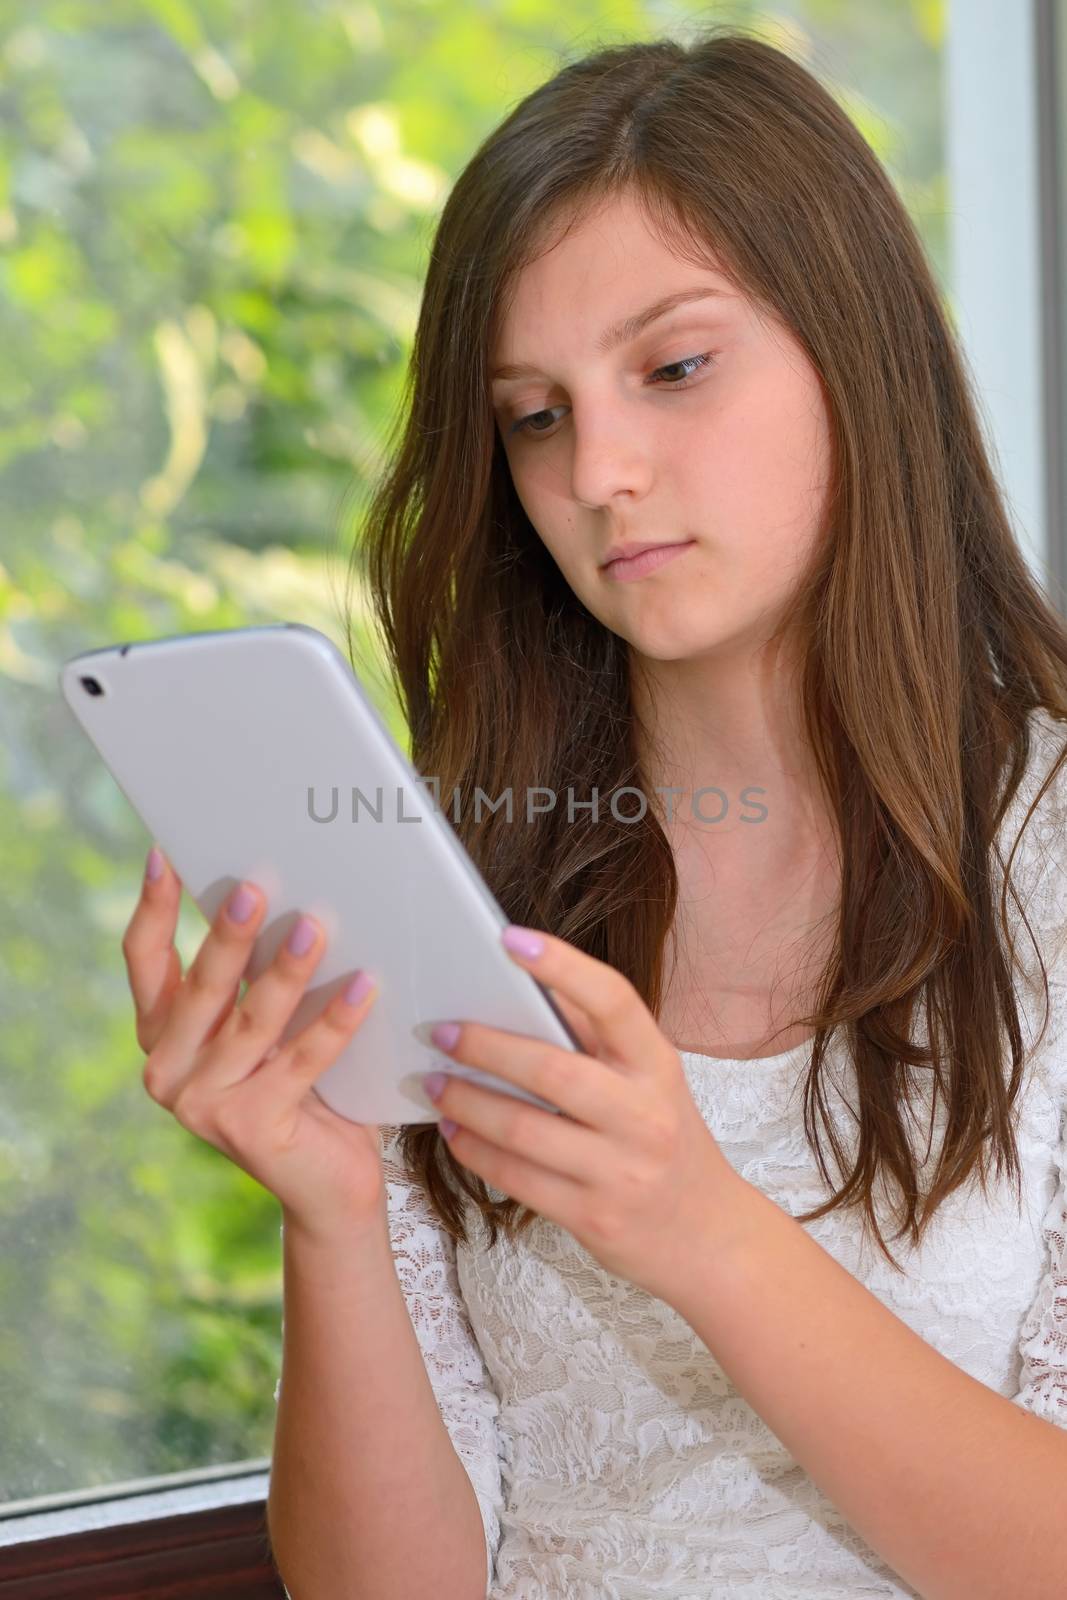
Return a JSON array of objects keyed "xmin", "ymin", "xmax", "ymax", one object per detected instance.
[{"xmin": 0, "ymin": 1460, "xmax": 289, "ymax": 1597}]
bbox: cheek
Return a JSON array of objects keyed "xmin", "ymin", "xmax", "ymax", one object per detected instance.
[
  {"xmin": 506, "ymin": 454, "xmax": 558, "ymax": 523},
  {"xmin": 507, "ymin": 470, "xmax": 582, "ymax": 572},
  {"xmin": 692, "ymin": 388, "xmax": 829, "ymax": 565}
]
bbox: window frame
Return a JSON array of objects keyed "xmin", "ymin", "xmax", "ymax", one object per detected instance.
[
  {"xmin": 1037, "ymin": 0, "xmax": 1067, "ymax": 604},
  {"xmin": 0, "ymin": 1461, "xmax": 288, "ymax": 1596},
  {"xmin": 946, "ymin": 0, "xmax": 1064, "ymax": 597}
]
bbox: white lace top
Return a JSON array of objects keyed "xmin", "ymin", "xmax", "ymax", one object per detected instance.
[{"xmin": 276, "ymin": 709, "xmax": 1067, "ymax": 1600}]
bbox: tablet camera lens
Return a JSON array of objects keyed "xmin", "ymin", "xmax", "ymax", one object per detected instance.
[{"xmin": 79, "ymin": 676, "xmax": 104, "ymax": 697}]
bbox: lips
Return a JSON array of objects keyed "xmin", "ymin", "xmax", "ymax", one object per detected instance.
[
  {"xmin": 603, "ymin": 540, "xmax": 696, "ymax": 581},
  {"xmin": 602, "ymin": 541, "xmax": 670, "ymax": 568}
]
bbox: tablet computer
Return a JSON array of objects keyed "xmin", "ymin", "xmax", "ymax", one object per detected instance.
[{"xmin": 58, "ymin": 623, "xmax": 582, "ymax": 1127}]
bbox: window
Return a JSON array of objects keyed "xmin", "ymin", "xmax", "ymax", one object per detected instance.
[
  {"xmin": 945, "ymin": 0, "xmax": 1064, "ymax": 599},
  {"xmin": 8, "ymin": 3, "xmax": 1054, "ymax": 1591},
  {"xmin": 1041, "ymin": 0, "xmax": 1067, "ymax": 601}
]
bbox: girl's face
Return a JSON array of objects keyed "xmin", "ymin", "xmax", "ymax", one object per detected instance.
[{"xmin": 490, "ymin": 191, "xmax": 834, "ymax": 666}]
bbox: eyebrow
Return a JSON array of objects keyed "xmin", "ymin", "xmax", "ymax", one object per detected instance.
[{"xmin": 489, "ymin": 285, "xmax": 733, "ymax": 382}]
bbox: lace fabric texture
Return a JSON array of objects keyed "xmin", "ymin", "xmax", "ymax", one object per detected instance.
[{"xmin": 275, "ymin": 708, "xmax": 1067, "ymax": 1600}]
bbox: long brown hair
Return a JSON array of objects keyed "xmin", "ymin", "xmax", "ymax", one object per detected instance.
[{"xmin": 342, "ymin": 24, "xmax": 1067, "ymax": 1272}]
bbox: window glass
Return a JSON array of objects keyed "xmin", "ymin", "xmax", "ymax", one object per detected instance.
[{"xmin": 2, "ymin": 1, "xmax": 946, "ymax": 1508}]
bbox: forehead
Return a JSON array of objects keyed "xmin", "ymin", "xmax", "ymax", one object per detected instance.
[
  {"xmin": 489, "ymin": 285, "xmax": 738, "ymax": 381},
  {"xmin": 487, "ymin": 193, "xmax": 751, "ymax": 376}
]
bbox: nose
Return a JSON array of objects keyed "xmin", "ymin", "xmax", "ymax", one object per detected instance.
[{"xmin": 568, "ymin": 408, "xmax": 655, "ymax": 508}]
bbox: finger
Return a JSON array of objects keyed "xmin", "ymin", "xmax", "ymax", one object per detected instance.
[
  {"xmin": 440, "ymin": 1104, "xmax": 589, "ymax": 1205},
  {"xmin": 149, "ymin": 880, "xmax": 271, "ymax": 1073},
  {"xmin": 432, "ymin": 1018, "xmax": 621, "ymax": 1131},
  {"xmin": 122, "ymin": 844, "xmax": 185, "ymax": 1050},
  {"xmin": 196, "ymin": 910, "xmax": 340, "ymax": 1091},
  {"xmin": 543, "ymin": 986, "xmax": 601, "ymax": 1059},
  {"xmin": 501, "ymin": 927, "xmax": 664, "ymax": 1072},
  {"xmin": 203, "ymin": 978, "xmax": 243, "ymax": 1042},
  {"xmin": 250, "ymin": 969, "xmax": 380, "ymax": 1104}
]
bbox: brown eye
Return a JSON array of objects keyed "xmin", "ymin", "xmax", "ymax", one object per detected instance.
[
  {"xmin": 508, "ymin": 352, "xmax": 715, "ymax": 439},
  {"xmin": 509, "ymin": 407, "xmax": 559, "ymax": 437}
]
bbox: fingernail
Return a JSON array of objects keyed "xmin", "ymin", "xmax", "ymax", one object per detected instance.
[
  {"xmin": 227, "ymin": 883, "xmax": 257, "ymax": 924},
  {"xmin": 145, "ymin": 846, "xmax": 163, "ymax": 883},
  {"xmin": 502, "ymin": 925, "xmax": 544, "ymax": 959},
  {"xmin": 431, "ymin": 1021, "xmax": 461, "ymax": 1050},
  {"xmin": 286, "ymin": 915, "xmax": 316, "ymax": 956},
  {"xmin": 343, "ymin": 971, "xmax": 376, "ymax": 1006}
]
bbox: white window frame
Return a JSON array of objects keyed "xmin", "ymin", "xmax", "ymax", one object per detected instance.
[{"xmin": 946, "ymin": 0, "xmax": 1065, "ymax": 599}]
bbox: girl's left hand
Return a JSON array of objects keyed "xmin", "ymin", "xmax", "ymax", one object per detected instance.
[{"xmin": 421, "ymin": 924, "xmax": 751, "ymax": 1307}]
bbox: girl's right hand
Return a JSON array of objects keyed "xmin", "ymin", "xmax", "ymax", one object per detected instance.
[{"xmin": 122, "ymin": 846, "xmax": 388, "ymax": 1240}]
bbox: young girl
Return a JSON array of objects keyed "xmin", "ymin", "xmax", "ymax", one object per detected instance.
[{"xmin": 126, "ymin": 26, "xmax": 1067, "ymax": 1600}]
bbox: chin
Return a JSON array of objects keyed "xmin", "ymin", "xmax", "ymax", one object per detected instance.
[
  {"xmin": 626, "ymin": 627, "xmax": 714, "ymax": 662},
  {"xmin": 637, "ymin": 615, "xmax": 754, "ymax": 662}
]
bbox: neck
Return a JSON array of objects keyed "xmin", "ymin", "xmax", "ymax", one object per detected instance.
[{"xmin": 628, "ymin": 641, "xmax": 832, "ymax": 855}]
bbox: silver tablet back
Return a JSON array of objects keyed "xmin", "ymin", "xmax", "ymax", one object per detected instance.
[{"xmin": 59, "ymin": 623, "xmax": 579, "ymax": 1126}]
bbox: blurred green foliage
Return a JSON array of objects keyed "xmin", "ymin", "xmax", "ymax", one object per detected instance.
[{"xmin": 0, "ymin": 0, "xmax": 944, "ymax": 1505}]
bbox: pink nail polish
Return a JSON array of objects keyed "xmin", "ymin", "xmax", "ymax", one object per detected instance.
[
  {"xmin": 286, "ymin": 915, "xmax": 316, "ymax": 956},
  {"xmin": 227, "ymin": 883, "xmax": 257, "ymax": 924},
  {"xmin": 503, "ymin": 925, "xmax": 544, "ymax": 959},
  {"xmin": 344, "ymin": 971, "xmax": 376, "ymax": 1006}
]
